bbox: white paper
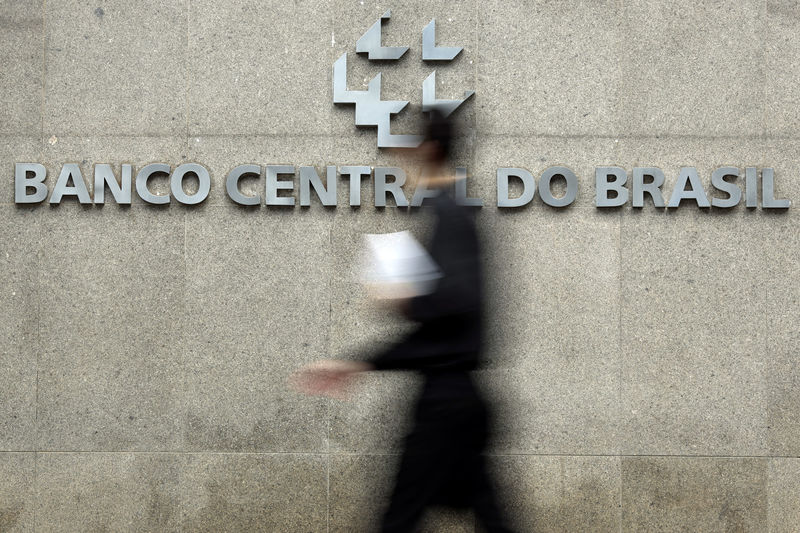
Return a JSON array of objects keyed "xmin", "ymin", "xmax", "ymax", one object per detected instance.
[{"xmin": 360, "ymin": 231, "xmax": 442, "ymax": 299}]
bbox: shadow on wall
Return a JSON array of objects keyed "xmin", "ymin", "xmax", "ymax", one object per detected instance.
[
  {"xmin": 144, "ymin": 482, "xmax": 177, "ymax": 532},
  {"xmin": 0, "ymin": 508, "xmax": 22, "ymax": 532},
  {"xmin": 180, "ymin": 479, "xmax": 279, "ymax": 533},
  {"xmin": 176, "ymin": 471, "xmax": 613, "ymax": 532},
  {"xmin": 496, "ymin": 478, "xmax": 615, "ymax": 533}
]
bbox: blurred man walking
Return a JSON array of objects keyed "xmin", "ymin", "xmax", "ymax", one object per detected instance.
[{"xmin": 294, "ymin": 111, "xmax": 513, "ymax": 533}]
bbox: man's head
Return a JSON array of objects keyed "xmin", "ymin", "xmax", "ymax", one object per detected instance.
[{"xmin": 419, "ymin": 109, "xmax": 453, "ymax": 167}]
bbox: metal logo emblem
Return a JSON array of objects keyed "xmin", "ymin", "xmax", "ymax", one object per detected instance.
[{"xmin": 333, "ymin": 10, "xmax": 474, "ymax": 148}]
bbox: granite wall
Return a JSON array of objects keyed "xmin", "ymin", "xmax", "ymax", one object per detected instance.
[{"xmin": 1, "ymin": 0, "xmax": 799, "ymax": 531}]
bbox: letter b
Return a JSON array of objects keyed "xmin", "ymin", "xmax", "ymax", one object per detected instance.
[
  {"xmin": 595, "ymin": 166, "xmax": 628, "ymax": 207},
  {"xmin": 15, "ymin": 163, "xmax": 47, "ymax": 203}
]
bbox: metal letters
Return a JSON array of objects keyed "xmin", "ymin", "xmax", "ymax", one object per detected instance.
[
  {"xmin": 632, "ymin": 167, "xmax": 666, "ymax": 208},
  {"xmin": 266, "ymin": 165, "xmax": 296, "ymax": 206},
  {"xmin": 335, "ymin": 11, "xmax": 474, "ymax": 148},
  {"xmin": 422, "ymin": 72, "xmax": 474, "ymax": 118},
  {"xmin": 497, "ymin": 168, "xmax": 535, "ymax": 208},
  {"xmin": 94, "ymin": 164, "xmax": 132, "ymax": 205},
  {"xmin": 595, "ymin": 167, "xmax": 629, "ymax": 207},
  {"xmin": 710, "ymin": 167, "xmax": 741, "ymax": 209},
  {"xmin": 15, "ymin": 163, "xmax": 47, "ymax": 203},
  {"xmin": 171, "ymin": 163, "xmax": 211, "ymax": 205},
  {"xmin": 339, "ymin": 166, "xmax": 371, "ymax": 206},
  {"xmin": 300, "ymin": 166, "xmax": 337, "ymax": 207},
  {"xmin": 375, "ymin": 167, "xmax": 409, "ymax": 207},
  {"xmin": 50, "ymin": 163, "xmax": 92, "ymax": 204},
  {"xmin": 455, "ymin": 168, "xmax": 483, "ymax": 207},
  {"xmin": 356, "ymin": 10, "xmax": 408, "ymax": 61},
  {"xmin": 422, "ymin": 19, "xmax": 462, "ymax": 61},
  {"xmin": 226, "ymin": 164, "xmax": 262, "ymax": 206},
  {"xmin": 668, "ymin": 167, "xmax": 710, "ymax": 208},
  {"xmin": 762, "ymin": 168, "xmax": 791, "ymax": 208},
  {"xmin": 333, "ymin": 54, "xmax": 423, "ymax": 148},
  {"xmin": 410, "ymin": 173, "xmax": 439, "ymax": 207},
  {"xmin": 745, "ymin": 167, "xmax": 758, "ymax": 208},
  {"xmin": 136, "ymin": 163, "xmax": 171, "ymax": 205},
  {"xmin": 539, "ymin": 167, "xmax": 578, "ymax": 207},
  {"xmin": 11, "ymin": 163, "xmax": 792, "ymax": 209}
]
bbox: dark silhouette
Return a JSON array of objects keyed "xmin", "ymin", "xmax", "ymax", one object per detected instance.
[{"xmin": 294, "ymin": 111, "xmax": 513, "ymax": 532}]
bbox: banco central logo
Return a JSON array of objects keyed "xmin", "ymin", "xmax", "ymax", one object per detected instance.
[{"xmin": 333, "ymin": 10, "xmax": 474, "ymax": 148}]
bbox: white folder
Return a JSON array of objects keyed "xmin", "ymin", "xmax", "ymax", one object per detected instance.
[{"xmin": 360, "ymin": 231, "xmax": 442, "ymax": 299}]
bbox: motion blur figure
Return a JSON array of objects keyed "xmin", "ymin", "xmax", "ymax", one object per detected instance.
[{"xmin": 294, "ymin": 111, "xmax": 513, "ymax": 533}]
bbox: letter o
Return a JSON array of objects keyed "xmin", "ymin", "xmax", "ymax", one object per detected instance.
[
  {"xmin": 171, "ymin": 163, "xmax": 211, "ymax": 205},
  {"xmin": 539, "ymin": 166, "xmax": 578, "ymax": 207}
]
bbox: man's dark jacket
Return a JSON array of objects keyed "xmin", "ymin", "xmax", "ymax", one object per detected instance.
[{"xmin": 366, "ymin": 190, "xmax": 511, "ymax": 533}]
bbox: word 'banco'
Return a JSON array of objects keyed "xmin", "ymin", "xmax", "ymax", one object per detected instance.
[{"xmin": 14, "ymin": 163, "xmax": 791, "ymax": 209}]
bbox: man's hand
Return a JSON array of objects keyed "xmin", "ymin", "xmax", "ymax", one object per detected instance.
[{"xmin": 289, "ymin": 360, "xmax": 373, "ymax": 399}]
